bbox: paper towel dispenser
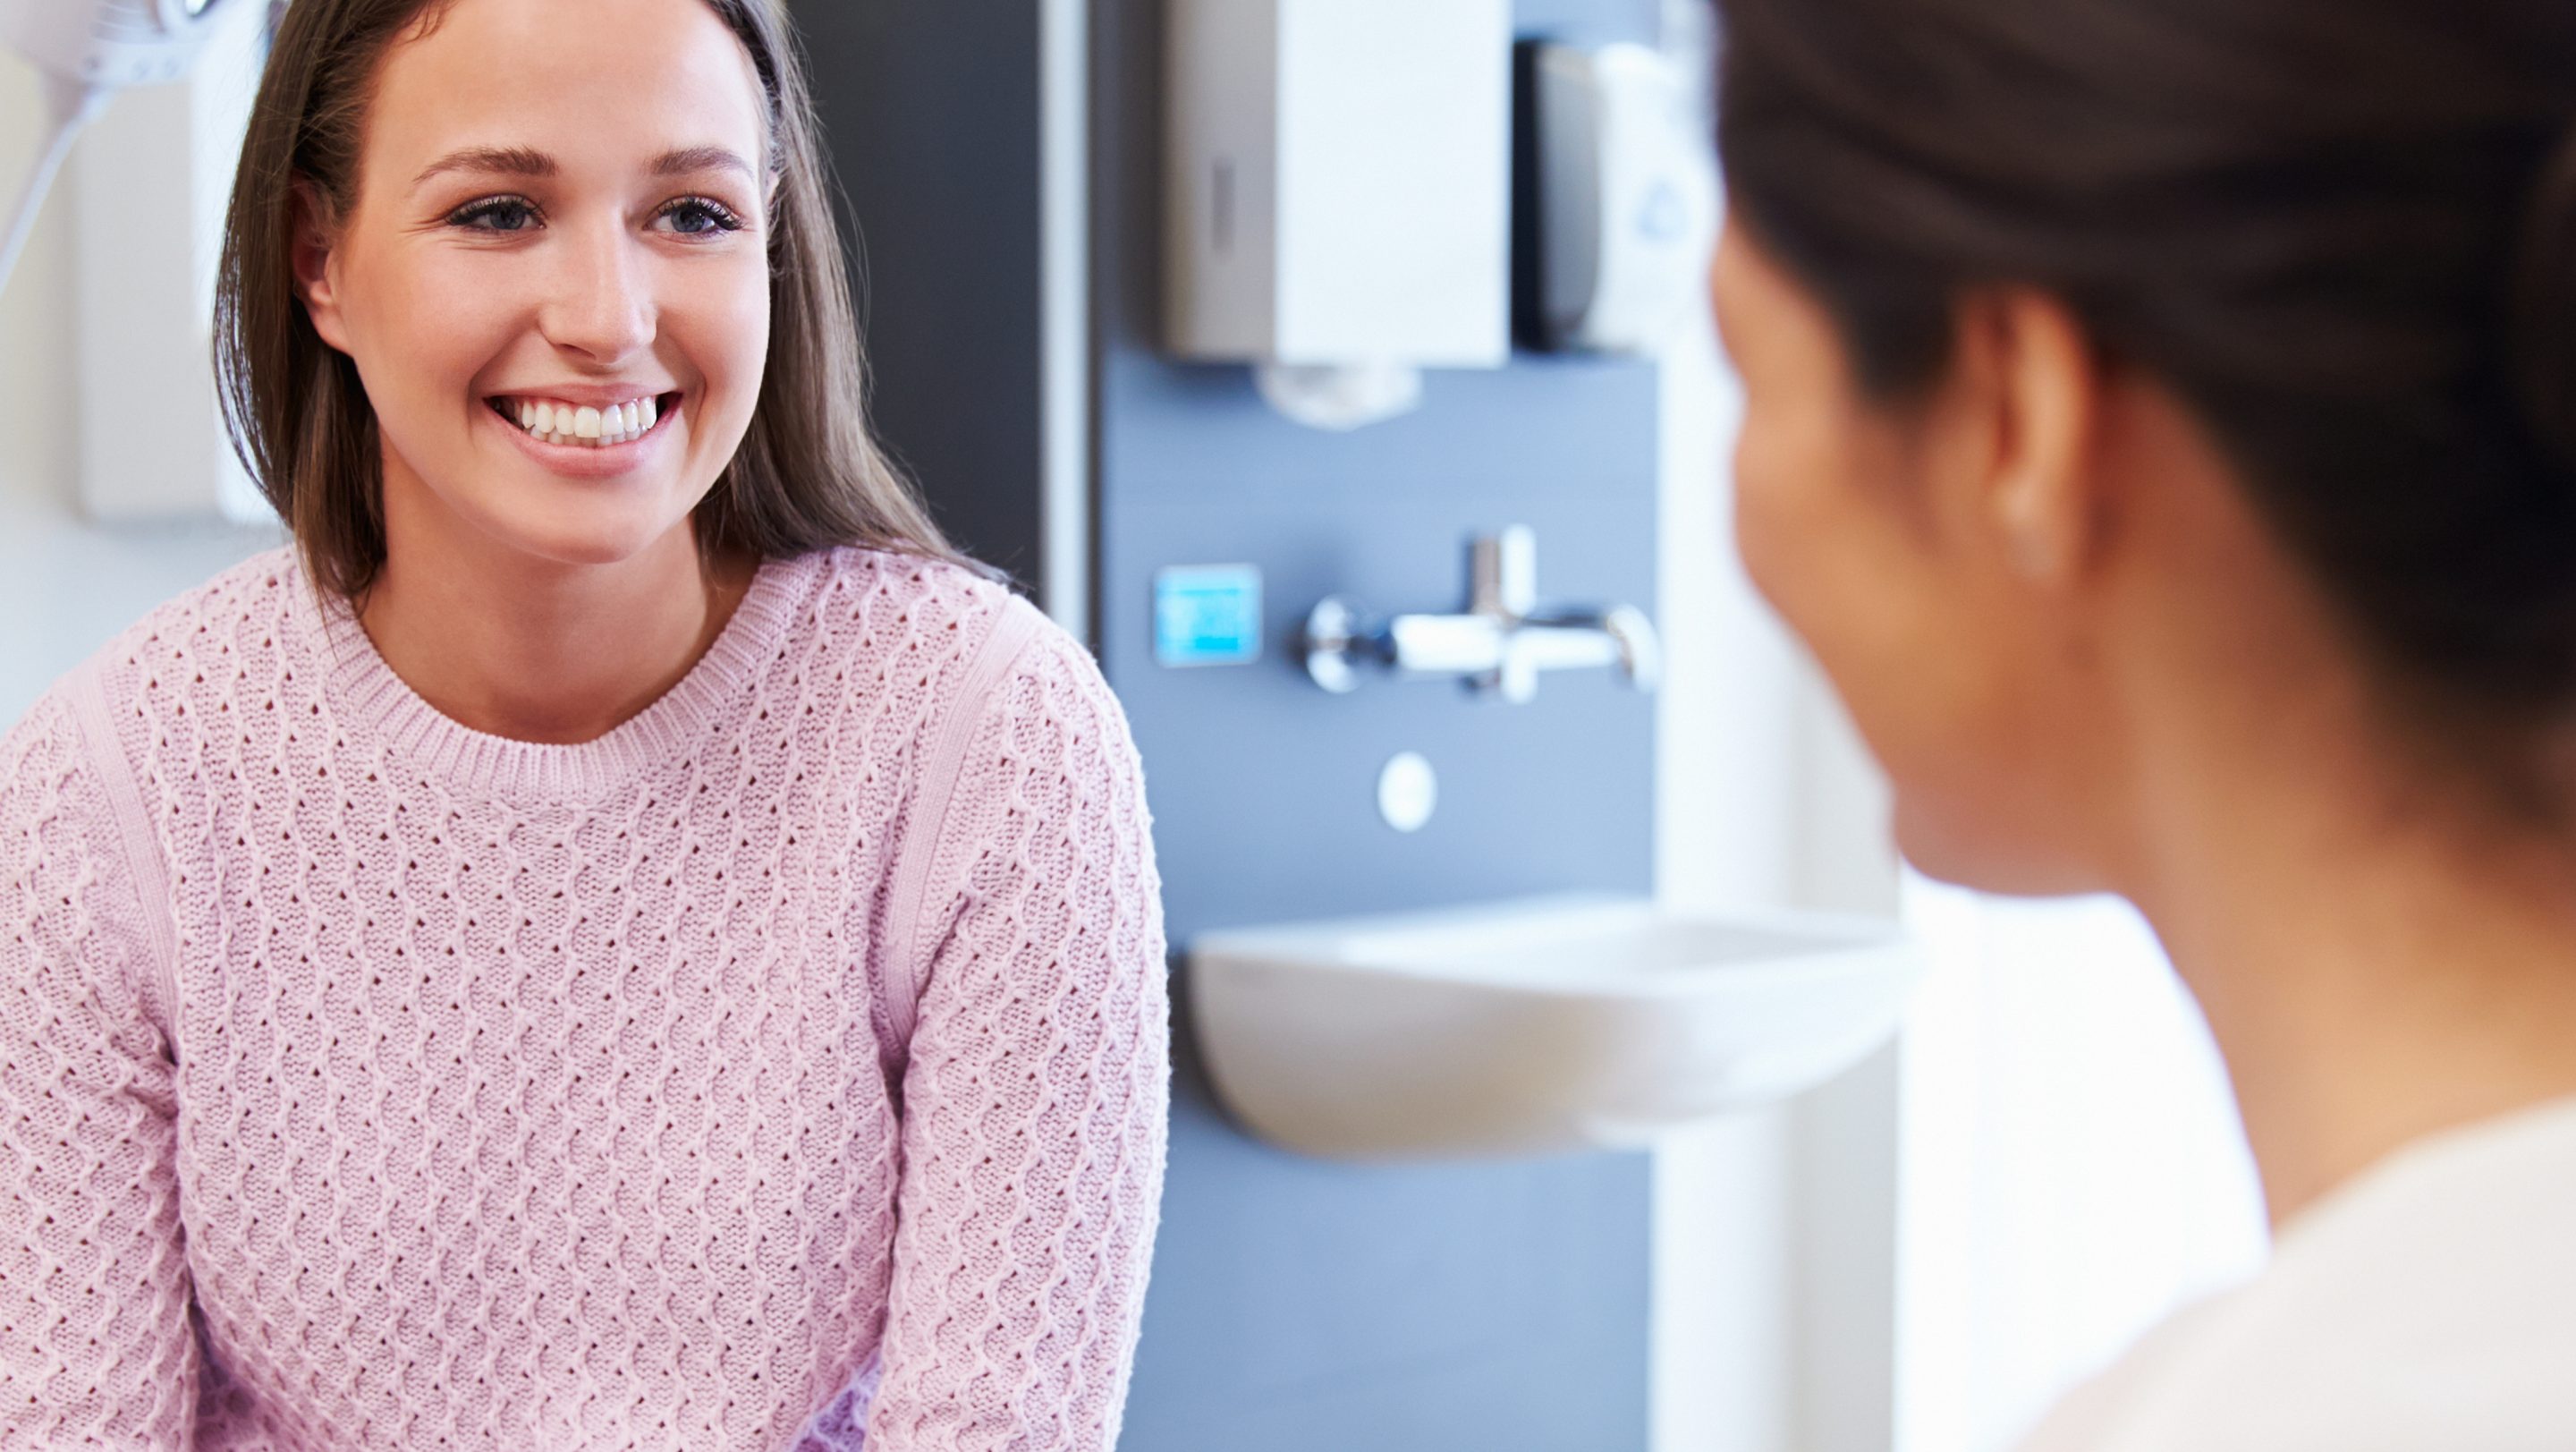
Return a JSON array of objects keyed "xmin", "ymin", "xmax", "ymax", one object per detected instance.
[{"xmin": 1163, "ymin": 0, "xmax": 1512, "ymax": 429}]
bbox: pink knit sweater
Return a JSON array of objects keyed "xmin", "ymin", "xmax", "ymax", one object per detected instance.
[{"xmin": 0, "ymin": 546, "xmax": 1170, "ymax": 1450}]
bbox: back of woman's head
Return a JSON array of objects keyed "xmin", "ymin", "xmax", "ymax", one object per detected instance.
[
  {"xmin": 1716, "ymin": 0, "xmax": 2576, "ymax": 733},
  {"xmin": 215, "ymin": 0, "xmax": 958, "ymax": 599}
]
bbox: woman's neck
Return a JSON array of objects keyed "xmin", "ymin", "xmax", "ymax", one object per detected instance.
[
  {"xmin": 2127, "ymin": 686, "xmax": 2576, "ymax": 1229},
  {"xmin": 355, "ymin": 478, "xmax": 758, "ymax": 747}
]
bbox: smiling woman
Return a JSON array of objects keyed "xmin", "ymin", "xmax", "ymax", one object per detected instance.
[
  {"xmin": 0, "ymin": 0, "xmax": 1170, "ymax": 1448},
  {"xmin": 216, "ymin": 0, "xmax": 952, "ymax": 608}
]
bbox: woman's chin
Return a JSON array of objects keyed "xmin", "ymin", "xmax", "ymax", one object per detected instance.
[
  {"xmin": 473, "ymin": 498, "xmax": 700, "ymax": 572},
  {"xmin": 1894, "ymin": 794, "xmax": 2108, "ymax": 899}
]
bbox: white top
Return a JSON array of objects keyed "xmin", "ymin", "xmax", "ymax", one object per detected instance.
[{"xmin": 2017, "ymin": 1095, "xmax": 2576, "ymax": 1452}]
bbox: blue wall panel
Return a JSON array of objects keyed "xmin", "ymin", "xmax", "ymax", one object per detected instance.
[{"xmin": 1093, "ymin": 3, "xmax": 1666, "ymax": 1447}]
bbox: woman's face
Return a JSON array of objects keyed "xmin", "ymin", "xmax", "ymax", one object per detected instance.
[
  {"xmin": 1710, "ymin": 217, "xmax": 2117, "ymax": 894},
  {"xmin": 297, "ymin": 0, "xmax": 773, "ymax": 569}
]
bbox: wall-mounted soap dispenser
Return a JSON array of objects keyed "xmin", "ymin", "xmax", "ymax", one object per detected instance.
[
  {"xmin": 1516, "ymin": 40, "xmax": 1718, "ymax": 357},
  {"xmin": 1164, "ymin": 0, "xmax": 1513, "ymax": 430}
]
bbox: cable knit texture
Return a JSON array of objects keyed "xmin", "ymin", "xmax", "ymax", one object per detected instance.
[{"xmin": 0, "ymin": 546, "xmax": 1169, "ymax": 1451}]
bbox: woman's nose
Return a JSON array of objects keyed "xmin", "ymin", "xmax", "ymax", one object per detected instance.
[{"xmin": 540, "ymin": 225, "xmax": 656, "ymax": 363}]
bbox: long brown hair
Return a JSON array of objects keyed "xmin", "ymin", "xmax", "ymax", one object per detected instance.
[
  {"xmin": 1716, "ymin": 0, "xmax": 2576, "ymax": 732},
  {"xmin": 213, "ymin": 0, "xmax": 964, "ymax": 600}
]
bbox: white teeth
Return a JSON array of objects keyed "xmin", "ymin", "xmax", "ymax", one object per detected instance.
[{"xmin": 503, "ymin": 395, "xmax": 665, "ymax": 446}]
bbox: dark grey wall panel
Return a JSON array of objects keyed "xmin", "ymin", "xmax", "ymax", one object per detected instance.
[
  {"xmin": 1092, "ymin": 1, "xmax": 1665, "ymax": 1448},
  {"xmin": 794, "ymin": 1, "xmax": 1048, "ymax": 590}
]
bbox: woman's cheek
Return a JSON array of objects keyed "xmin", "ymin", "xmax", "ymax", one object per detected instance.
[
  {"xmin": 706, "ymin": 255, "xmax": 768, "ymax": 336},
  {"xmin": 1733, "ymin": 408, "xmax": 1926, "ymax": 759},
  {"xmin": 383, "ymin": 252, "xmax": 518, "ymax": 408},
  {"xmin": 1731, "ymin": 411, "xmax": 1837, "ymax": 639},
  {"xmin": 345, "ymin": 250, "xmax": 479, "ymax": 436},
  {"xmin": 685, "ymin": 263, "xmax": 772, "ymax": 424}
]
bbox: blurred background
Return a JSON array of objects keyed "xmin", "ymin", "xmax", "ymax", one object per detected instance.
[{"xmin": 0, "ymin": 2, "xmax": 2268, "ymax": 1448}]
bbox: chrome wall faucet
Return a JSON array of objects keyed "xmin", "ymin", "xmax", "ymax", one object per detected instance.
[{"xmin": 1301, "ymin": 527, "xmax": 1662, "ymax": 702}]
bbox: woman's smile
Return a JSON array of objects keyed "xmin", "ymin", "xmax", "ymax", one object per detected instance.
[
  {"xmin": 481, "ymin": 387, "xmax": 685, "ymax": 476},
  {"xmin": 489, "ymin": 388, "xmax": 676, "ymax": 446}
]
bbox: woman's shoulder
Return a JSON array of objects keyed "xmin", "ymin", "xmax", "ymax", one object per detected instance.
[
  {"xmin": 12, "ymin": 545, "xmax": 305, "ymax": 745},
  {"xmin": 79, "ymin": 543, "xmax": 304, "ymax": 684},
  {"xmin": 795, "ymin": 544, "xmax": 1097, "ymax": 701},
  {"xmin": 789, "ymin": 547, "xmax": 1131, "ymax": 777},
  {"xmin": 2, "ymin": 546, "xmax": 302, "ymax": 885},
  {"xmin": 2015, "ymin": 1098, "xmax": 2576, "ymax": 1452},
  {"xmin": 801, "ymin": 543, "xmax": 1023, "ymax": 629}
]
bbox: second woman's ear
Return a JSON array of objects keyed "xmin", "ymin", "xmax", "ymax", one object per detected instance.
[
  {"xmin": 292, "ymin": 185, "xmax": 353, "ymax": 356},
  {"xmin": 1962, "ymin": 288, "xmax": 2106, "ymax": 588}
]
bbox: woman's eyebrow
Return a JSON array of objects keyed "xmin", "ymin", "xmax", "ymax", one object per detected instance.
[
  {"xmin": 411, "ymin": 145, "xmax": 554, "ymax": 190},
  {"xmin": 648, "ymin": 146, "xmax": 754, "ymax": 180}
]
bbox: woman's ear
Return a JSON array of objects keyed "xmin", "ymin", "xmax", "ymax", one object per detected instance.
[
  {"xmin": 292, "ymin": 183, "xmax": 352, "ymax": 355},
  {"xmin": 1961, "ymin": 289, "xmax": 2106, "ymax": 586}
]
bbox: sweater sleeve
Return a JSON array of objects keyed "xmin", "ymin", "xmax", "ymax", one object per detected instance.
[
  {"xmin": 0, "ymin": 691, "xmax": 199, "ymax": 1448},
  {"xmin": 866, "ymin": 625, "xmax": 1170, "ymax": 1452}
]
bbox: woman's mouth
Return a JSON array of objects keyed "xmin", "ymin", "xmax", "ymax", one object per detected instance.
[{"xmin": 485, "ymin": 392, "xmax": 682, "ymax": 448}]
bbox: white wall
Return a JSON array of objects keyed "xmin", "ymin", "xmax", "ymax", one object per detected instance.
[
  {"xmin": 1894, "ymin": 886, "xmax": 2268, "ymax": 1452},
  {"xmin": 1654, "ymin": 282, "xmax": 1910, "ymax": 1452},
  {"xmin": 1648, "ymin": 5, "xmax": 1908, "ymax": 1436},
  {"xmin": 0, "ymin": 51, "xmax": 276, "ymax": 726},
  {"xmin": 1652, "ymin": 250, "xmax": 1801, "ymax": 1452}
]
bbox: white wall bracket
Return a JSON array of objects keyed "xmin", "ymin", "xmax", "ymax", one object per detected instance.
[{"xmin": 68, "ymin": 0, "xmax": 270, "ymax": 524}]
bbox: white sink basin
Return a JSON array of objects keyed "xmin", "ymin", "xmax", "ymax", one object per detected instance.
[{"xmin": 1188, "ymin": 895, "xmax": 1924, "ymax": 1159}]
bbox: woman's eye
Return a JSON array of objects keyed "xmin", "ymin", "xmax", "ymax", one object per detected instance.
[
  {"xmin": 447, "ymin": 196, "xmax": 539, "ymax": 234},
  {"xmin": 656, "ymin": 196, "xmax": 747, "ymax": 237}
]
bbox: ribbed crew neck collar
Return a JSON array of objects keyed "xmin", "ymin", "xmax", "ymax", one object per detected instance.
[{"xmin": 300, "ymin": 550, "xmax": 818, "ymax": 802}]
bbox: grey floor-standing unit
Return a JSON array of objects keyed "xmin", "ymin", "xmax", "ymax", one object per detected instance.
[{"xmin": 793, "ymin": 2, "xmax": 1665, "ymax": 1445}]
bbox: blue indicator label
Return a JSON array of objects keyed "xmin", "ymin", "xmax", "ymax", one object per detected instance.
[{"xmin": 1155, "ymin": 565, "xmax": 1264, "ymax": 667}]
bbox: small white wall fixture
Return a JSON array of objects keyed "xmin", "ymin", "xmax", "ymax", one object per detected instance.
[
  {"xmin": 1164, "ymin": 0, "xmax": 1512, "ymax": 429},
  {"xmin": 72, "ymin": 0, "xmax": 269, "ymax": 524}
]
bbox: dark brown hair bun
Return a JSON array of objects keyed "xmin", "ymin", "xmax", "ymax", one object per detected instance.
[
  {"xmin": 1717, "ymin": 0, "xmax": 2576, "ymax": 739},
  {"xmin": 2512, "ymin": 123, "xmax": 2576, "ymax": 475}
]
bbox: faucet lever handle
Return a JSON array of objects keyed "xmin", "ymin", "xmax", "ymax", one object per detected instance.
[{"xmin": 1470, "ymin": 526, "xmax": 1538, "ymax": 619}]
